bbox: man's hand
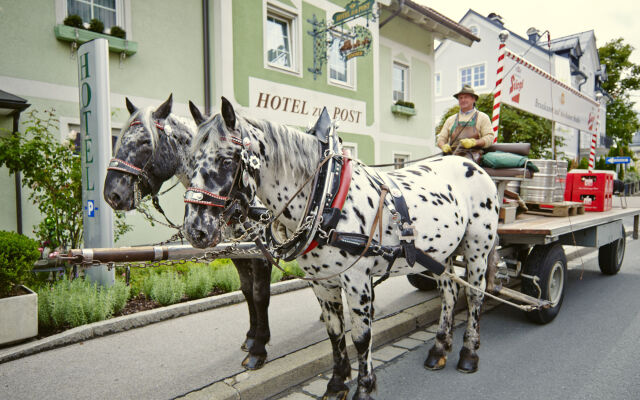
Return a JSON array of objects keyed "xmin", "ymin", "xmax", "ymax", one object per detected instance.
[
  {"xmin": 460, "ymin": 138, "xmax": 477, "ymax": 149},
  {"xmin": 441, "ymin": 144, "xmax": 452, "ymax": 154}
]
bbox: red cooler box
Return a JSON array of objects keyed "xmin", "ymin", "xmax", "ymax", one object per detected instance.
[{"xmin": 565, "ymin": 170, "xmax": 614, "ymax": 212}]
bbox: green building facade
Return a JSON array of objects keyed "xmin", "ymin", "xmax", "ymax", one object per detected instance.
[{"xmin": 0, "ymin": 0, "xmax": 476, "ymax": 246}]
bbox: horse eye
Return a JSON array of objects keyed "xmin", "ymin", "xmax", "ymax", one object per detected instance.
[{"xmin": 222, "ymin": 159, "xmax": 233, "ymax": 168}]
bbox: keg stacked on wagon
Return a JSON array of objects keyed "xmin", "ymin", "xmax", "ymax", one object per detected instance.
[{"xmin": 520, "ymin": 160, "xmax": 568, "ymax": 203}]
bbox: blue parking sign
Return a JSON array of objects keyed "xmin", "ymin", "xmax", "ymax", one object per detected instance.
[{"xmin": 87, "ymin": 200, "xmax": 95, "ymax": 217}]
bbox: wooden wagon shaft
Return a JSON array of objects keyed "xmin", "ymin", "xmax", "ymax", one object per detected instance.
[{"xmin": 65, "ymin": 242, "xmax": 262, "ymax": 264}]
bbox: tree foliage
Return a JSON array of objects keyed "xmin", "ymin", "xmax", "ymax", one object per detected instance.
[
  {"xmin": 0, "ymin": 109, "xmax": 130, "ymax": 250},
  {"xmin": 598, "ymin": 38, "xmax": 640, "ymax": 146},
  {"xmin": 436, "ymin": 94, "xmax": 558, "ymax": 159}
]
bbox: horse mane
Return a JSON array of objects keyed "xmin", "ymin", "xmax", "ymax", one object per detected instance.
[
  {"xmin": 113, "ymin": 107, "xmax": 160, "ymax": 156},
  {"xmin": 114, "ymin": 108, "xmax": 197, "ymax": 157},
  {"xmin": 242, "ymin": 114, "xmax": 321, "ymax": 178},
  {"xmin": 192, "ymin": 112, "xmax": 322, "ymax": 179}
]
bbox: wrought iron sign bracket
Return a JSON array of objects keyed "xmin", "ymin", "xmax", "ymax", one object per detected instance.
[{"xmin": 307, "ymin": 0, "xmax": 378, "ymax": 80}]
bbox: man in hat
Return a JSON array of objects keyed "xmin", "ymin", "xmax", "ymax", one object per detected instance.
[{"xmin": 436, "ymin": 84, "xmax": 495, "ymax": 163}]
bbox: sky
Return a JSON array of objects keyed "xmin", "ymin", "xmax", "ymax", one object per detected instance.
[
  {"xmin": 413, "ymin": 0, "xmax": 639, "ymax": 62},
  {"xmin": 413, "ymin": 0, "xmax": 640, "ymax": 107}
]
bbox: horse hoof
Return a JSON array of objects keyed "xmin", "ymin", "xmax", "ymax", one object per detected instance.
[
  {"xmin": 240, "ymin": 337, "xmax": 255, "ymax": 352},
  {"xmin": 241, "ymin": 353, "xmax": 267, "ymax": 370},
  {"xmin": 322, "ymin": 390, "xmax": 349, "ymax": 400},
  {"xmin": 456, "ymin": 347, "xmax": 479, "ymax": 373},
  {"xmin": 424, "ymin": 347, "xmax": 447, "ymax": 370}
]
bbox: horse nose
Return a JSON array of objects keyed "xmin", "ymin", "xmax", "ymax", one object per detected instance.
[
  {"xmin": 190, "ymin": 228, "xmax": 209, "ymax": 247},
  {"xmin": 108, "ymin": 191, "xmax": 122, "ymax": 209}
]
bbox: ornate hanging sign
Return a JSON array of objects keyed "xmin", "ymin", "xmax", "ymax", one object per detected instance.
[
  {"xmin": 339, "ymin": 25, "xmax": 372, "ymax": 60},
  {"xmin": 307, "ymin": 0, "xmax": 378, "ymax": 79},
  {"xmin": 333, "ymin": 0, "xmax": 375, "ymax": 24}
]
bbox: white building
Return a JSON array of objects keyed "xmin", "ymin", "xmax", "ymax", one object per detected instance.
[{"xmin": 434, "ymin": 10, "xmax": 608, "ymax": 160}]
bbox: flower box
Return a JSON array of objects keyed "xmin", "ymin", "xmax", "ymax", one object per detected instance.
[
  {"xmin": 391, "ymin": 104, "xmax": 416, "ymax": 116},
  {"xmin": 54, "ymin": 24, "xmax": 138, "ymax": 56},
  {"xmin": 0, "ymin": 286, "xmax": 38, "ymax": 346}
]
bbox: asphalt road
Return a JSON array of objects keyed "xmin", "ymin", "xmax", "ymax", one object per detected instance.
[{"xmin": 350, "ymin": 237, "xmax": 640, "ymax": 400}]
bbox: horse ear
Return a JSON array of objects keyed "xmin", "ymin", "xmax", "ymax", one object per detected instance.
[
  {"xmin": 189, "ymin": 101, "xmax": 205, "ymax": 126},
  {"xmin": 221, "ymin": 97, "xmax": 236, "ymax": 130},
  {"xmin": 125, "ymin": 97, "xmax": 137, "ymax": 115},
  {"xmin": 153, "ymin": 93, "xmax": 173, "ymax": 120}
]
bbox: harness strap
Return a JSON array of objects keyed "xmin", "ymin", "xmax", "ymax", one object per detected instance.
[
  {"xmin": 108, "ymin": 158, "xmax": 145, "ymax": 177},
  {"xmin": 184, "ymin": 187, "xmax": 228, "ymax": 208}
]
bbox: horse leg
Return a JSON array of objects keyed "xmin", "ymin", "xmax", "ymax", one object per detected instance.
[
  {"xmin": 457, "ymin": 257, "xmax": 487, "ymax": 373},
  {"xmin": 425, "ymin": 259, "xmax": 460, "ymax": 370},
  {"xmin": 343, "ymin": 274, "xmax": 376, "ymax": 400},
  {"xmin": 241, "ymin": 258, "xmax": 272, "ymax": 370},
  {"xmin": 233, "ymin": 260, "xmax": 257, "ymax": 353},
  {"xmin": 312, "ymin": 281, "xmax": 351, "ymax": 400}
]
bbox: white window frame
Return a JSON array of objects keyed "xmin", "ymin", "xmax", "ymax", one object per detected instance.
[
  {"xmin": 459, "ymin": 62, "xmax": 487, "ymax": 89},
  {"xmin": 263, "ymin": 2, "xmax": 302, "ymax": 76},
  {"xmin": 393, "ymin": 152, "xmax": 411, "ymax": 170},
  {"xmin": 327, "ymin": 37, "xmax": 356, "ymax": 90},
  {"xmin": 342, "ymin": 141, "xmax": 358, "ymax": 160},
  {"xmin": 434, "ymin": 72, "xmax": 442, "ymax": 96},
  {"xmin": 393, "ymin": 61, "xmax": 410, "ymax": 103},
  {"xmin": 60, "ymin": 117, "xmax": 123, "ymax": 155},
  {"xmin": 55, "ymin": 0, "xmax": 132, "ymax": 37}
]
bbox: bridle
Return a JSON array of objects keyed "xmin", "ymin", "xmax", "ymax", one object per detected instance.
[
  {"xmin": 107, "ymin": 119, "xmax": 166, "ymax": 199},
  {"xmin": 183, "ymin": 128, "xmax": 259, "ymax": 227},
  {"xmin": 107, "ymin": 117, "xmax": 184, "ymax": 229}
]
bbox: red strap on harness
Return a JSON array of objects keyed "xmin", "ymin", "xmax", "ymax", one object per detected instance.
[
  {"xmin": 302, "ymin": 155, "xmax": 353, "ymax": 254},
  {"xmin": 184, "ymin": 187, "xmax": 229, "ymax": 208}
]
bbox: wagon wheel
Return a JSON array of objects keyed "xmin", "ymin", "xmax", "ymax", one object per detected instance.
[
  {"xmin": 407, "ymin": 272, "xmax": 438, "ymax": 291},
  {"xmin": 521, "ymin": 243, "xmax": 567, "ymax": 324},
  {"xmin": 598, "ymin": 225, "xmax": 626, "ymax": 275}
]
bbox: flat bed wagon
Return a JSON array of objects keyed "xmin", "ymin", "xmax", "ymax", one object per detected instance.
[{"xmin": 409, "ymin": 202, "xmax": 640, "ymax": 324}]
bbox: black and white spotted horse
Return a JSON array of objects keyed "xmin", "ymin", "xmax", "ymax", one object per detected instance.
[
  {"xmin": 103, "ymin": 94, "xmax": 274, "ymax": 370},
  {"xmin": 183, "ymin": 98, "xmax": 500, "ymax": 400}
]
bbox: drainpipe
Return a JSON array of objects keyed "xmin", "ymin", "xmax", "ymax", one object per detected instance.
[
  {"xmin": 12, "ymin": 112, "xmax": 23, "ymax": 234},
  {"xmin": 202, "ymin": 0, "xmax": 211, "ymax": 114},
  {"xmin": 379, "ymin": 0, "xmax": 404, "ymax": 29}
]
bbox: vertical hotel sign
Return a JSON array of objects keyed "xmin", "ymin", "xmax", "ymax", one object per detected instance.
[{"xmin": 77, "ymin": 39, "xmax": 114, "ymax": 285}]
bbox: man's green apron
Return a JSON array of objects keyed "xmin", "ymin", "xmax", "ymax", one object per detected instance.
[{"xmin": 448, "ymin": 111, "xmax": 483, "ymax": 164}]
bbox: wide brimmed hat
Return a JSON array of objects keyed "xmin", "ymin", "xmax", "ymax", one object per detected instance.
[{"xmin": 453, "ymin": 84, "xmax": 479, "ymax": 100}]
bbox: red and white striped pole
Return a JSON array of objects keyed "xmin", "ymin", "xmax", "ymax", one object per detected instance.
[
  {"xmin": 492, "ymin": 30, "xmax": 509, "ymax": 142},
  {"xmin": 587, "ymin": 120, "xmax": 597, "ymax": 171},
  {"xmin": 588, "ymin": 104, "xmax": 601, "ymax": 172}
]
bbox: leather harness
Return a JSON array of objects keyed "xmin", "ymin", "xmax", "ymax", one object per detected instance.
[{"xmin": 178, "ymin": 108, "xmax": 445, "ymax": 280}]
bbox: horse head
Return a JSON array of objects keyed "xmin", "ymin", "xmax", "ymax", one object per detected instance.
[
  {"xmin": 183, "ymin": 97, "xmax": 260, "ymax": 248},
  {"xmin": 104, "ymin": 94, "xmax": 191, "ymax": 210}
]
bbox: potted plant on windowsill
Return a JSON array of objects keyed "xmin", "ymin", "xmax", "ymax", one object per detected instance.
[
  {"xmin": 0, "ymin": 231, "xmax": 41, "ymax": 346},
  {"xmin": 391, "ymin": 100, "xmax": 416, "ymax": 116}
]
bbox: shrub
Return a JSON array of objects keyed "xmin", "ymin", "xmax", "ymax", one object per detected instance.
[
  {"xmin": 270, "ymin": 260, "xmax": 305, "ymax": 283},
  {"xmin": 185, "ymin": 266, "xmax": 213, "ymax": 299},
  {"xmin": 209, "ymin": 264, "xmax": 240, "ymax": 293},
  {"xmin": 0, "ymin": 231, "xmax": 41, "ymax": 297},
  {"xmin": 110, "ymin": 280, "xmax": 131, "ymax": 314},
  {"xmin": 109, "ymin": 26, "xmax": 126, "ymax": 39},
  {"xmin": 150, "ymin": 272, "xmax": 185, "ymax": 306},
  {"xmin": 88, "ymin": 18, "xmax": 104, "ymax": 34},
  {"xmin": 63, "ymin": 14, "xmax": 83, "ymax": 28},
  {"xmin": 37, "ymin": 279, "xmax": 126, "ymax": 330}
]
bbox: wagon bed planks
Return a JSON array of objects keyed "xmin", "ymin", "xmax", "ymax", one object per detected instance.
[{"xmin": 524, "ymin": 201, "xmax": 585, "ymax": 217}]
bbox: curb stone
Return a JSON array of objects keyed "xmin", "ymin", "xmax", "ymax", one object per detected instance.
[{"xmin": 0, "ymin": 279, "xmax": 308, "ymax": 364}]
